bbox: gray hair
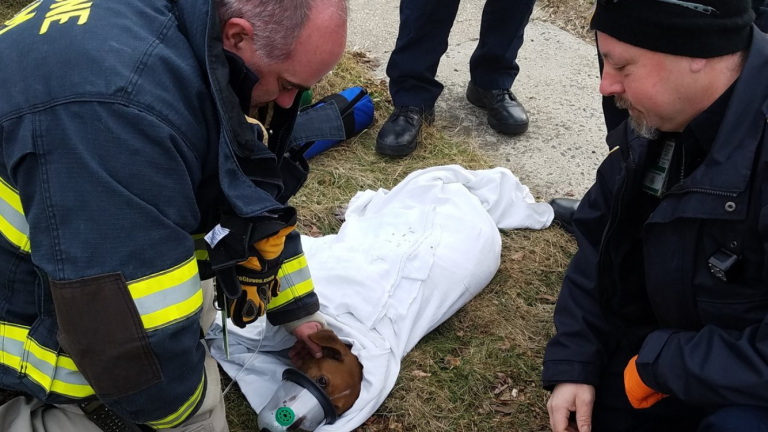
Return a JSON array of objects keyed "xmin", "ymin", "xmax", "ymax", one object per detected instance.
[{"xmin": 215, "ymin": 0, "xmax": 347, "ymax": 63}]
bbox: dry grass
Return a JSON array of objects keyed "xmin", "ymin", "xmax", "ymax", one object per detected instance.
[
  {"xmin": 0, "ymin": 0, "xmax": 29, "ymax": 22},
  {"xmin": 536, "ymin": 0, "xmax": 595, "ymax": 42}
]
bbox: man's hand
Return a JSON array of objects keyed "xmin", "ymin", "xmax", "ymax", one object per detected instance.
[
  {"xmin": 288, "ymin": 321, "xmax": 323, "ymax": 367},
  {"xmin": 624, "ymin": 355, "xmax": 668, "ymax": 409},
  {"xmin": 547, "ymin": 383, "xmax": 595, "ymax": 432}
]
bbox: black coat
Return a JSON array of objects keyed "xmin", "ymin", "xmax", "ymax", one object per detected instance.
[{"xmin": 543, "ymin": 27, "xmax": 768, "ymax": 407}]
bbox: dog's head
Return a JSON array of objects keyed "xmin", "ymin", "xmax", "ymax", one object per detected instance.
[{"xmin": 298, "ymin": 329, "xmax": 363, "ymax": 415}]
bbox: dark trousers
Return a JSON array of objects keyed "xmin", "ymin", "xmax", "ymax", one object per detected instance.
[
  {"xmin": 593, "ymin": 344, "xmax": 768, "ymax": 432},
  {"xmin": 386, "ymin": 0, "xmax": 536, "ymax": 110}
]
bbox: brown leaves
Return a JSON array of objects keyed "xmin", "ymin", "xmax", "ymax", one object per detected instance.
[
  {"xmin": 536, "ymin": 294, "xmax": 558, "ymax": 304},
  {"xmin": 489, "ymin": 372, "xmax": 520, "ymax": 415},
  {"xmin": 443, "ymin": 356, "xmax": 461, "ymax": 369},
  {"xmin": 308, "ymin": 225, "xmax": 322, "ymax": 238},
  {"xmin": 410, "ymin": 370, "xmax": 431, "ymax": 378},
  {"xmin": 489, "ymin": 404, "xmax": 516, "ymax": 414}
]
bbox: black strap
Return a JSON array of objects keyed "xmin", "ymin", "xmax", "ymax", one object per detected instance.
[{"xmin": 79, "ymin": 401, "xmax": 154, "ymax": 432}]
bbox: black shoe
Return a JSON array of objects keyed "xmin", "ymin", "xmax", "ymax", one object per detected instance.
[
  {"xmin": 375, "ymin": 106, "xmax": 434, "ymax": 158},
  {"xmin": 466, "ymin": 81, "xmax": 529, "ymax": 135},
  {"xmin": 549, "ymin": 198, "xmax": 581, "ymax": 235}
]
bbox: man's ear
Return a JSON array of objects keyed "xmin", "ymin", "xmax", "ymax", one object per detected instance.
[
  {"xmin": 689, "ymin": 57, "xmax": 707, "ymax": 74},
  {"xmin": 221, "ymin": 18, "xmax": 254, "ymax": 53},
  {"xmin": 308, "ymin": 329, "xmax": 347, "ymax": 362}
]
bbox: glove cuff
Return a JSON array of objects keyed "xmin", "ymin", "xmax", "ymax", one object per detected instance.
[{"xmin": 282, "ymin": 312, "xmax": 328, "ymax": 334}]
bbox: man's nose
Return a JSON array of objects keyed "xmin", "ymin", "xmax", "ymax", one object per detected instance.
[
  {"xmin": 599, "ymin": 67, "xmax": 624, "ymax": 97},
  {"xmin": 275, "ymin": 88, "xmax": 299, "ymax": 109}
]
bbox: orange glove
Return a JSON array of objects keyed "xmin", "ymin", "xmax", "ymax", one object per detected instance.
[
  {"xmin": 228, "ymin": 225, "xmax": 295, "ymax": 328},
  {"xmin": 624, "ymin": 355, "xmax": 668, "ymax": 409}
]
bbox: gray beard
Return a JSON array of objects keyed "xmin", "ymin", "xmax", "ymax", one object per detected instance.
[{"xmin": 615, "ymin": 96, "xmax": 659, "ymax": 140}]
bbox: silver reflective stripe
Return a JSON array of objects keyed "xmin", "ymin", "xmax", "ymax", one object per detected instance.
[
  {"xmin": 0, "ymin": 337, "xmax": 24, "ymax": 370},
  {"xmin": 133, "ymin": 274, "xmax": 202, "ymax": 316},
  {"xmin": 53, "ymin": 364, "xmax": 91, "ymax": 386},
  {"xmin": 0, "ymin": 198, "xmax": 28, "ymax": 235},
  {"xmin": 0, "ymin": 322, "xmax": 94, "ymax": 398},
  {"xmin": 0, "ymin": 178, "xmax": 30, "ymax": 252},
  {"xmin": 279, "ymin": 265, "xmax": 312, "ymax": 291}
]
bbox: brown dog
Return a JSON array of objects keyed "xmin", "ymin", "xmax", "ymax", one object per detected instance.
[{"xmin": 298, "ymin": 329, "xmax": 363, "ymax": 415}]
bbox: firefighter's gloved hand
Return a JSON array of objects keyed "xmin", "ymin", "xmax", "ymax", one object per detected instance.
[{"xmin": 228, "ymin": 226, "xmax": 295, "ymax": 328}]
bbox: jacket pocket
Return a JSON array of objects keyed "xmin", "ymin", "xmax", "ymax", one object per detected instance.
[
  {"xmin": 50, "ymin": 273, "xmax": 163, "ymax": 398},
  {"xmin": 696, "ymin": 294, "xmax": 768, "ymax": 331}
]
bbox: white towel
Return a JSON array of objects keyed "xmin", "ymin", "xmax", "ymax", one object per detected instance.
[{"xmin": 207, "ymin": 165, "xmax": 553, "ymax": 432}]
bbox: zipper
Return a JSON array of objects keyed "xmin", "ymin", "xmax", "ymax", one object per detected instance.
[
  {"xmin": 663, "ymin": 142, "xmax": 738, "ymax": 198},
  {"xmin": 680, "ymin": 141, "xmax": 686, "ymax": 183},
  {"xmin": 664, "ymin": 186, "xmax": 738, "ymax": 198},
  {"xmin": 597, "ymin": 146, "xmax": 632, "ymax": 301}
]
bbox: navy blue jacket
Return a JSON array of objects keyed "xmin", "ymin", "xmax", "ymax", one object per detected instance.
[
  {"xmin": 0, "ymin": 0, "xmax": 320, "ymax": 426},
  {"xmin": 543, "ymin": 27, "xmax": 768, "ymax": 407}
]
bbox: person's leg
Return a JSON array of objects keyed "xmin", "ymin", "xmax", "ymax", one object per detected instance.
[
  {"xmin": 468, "ymin": 0, "xmax": 536, "ymax": 90},
  {"xmin": 168, "ymin": 278, "xmax": 229, "ymax": 432},
  {"xmin": 0, "ymin": 280, "xmax": 228, "ymax": 432},
  {"xmin": 0, "ymin": 396, "xmax": 102, "ymax": 432},
  {"xmin": 377, "ymin": 0, "xmax": 462, "ymax": 157},
  {"xmin": 697, "ymin": 406, "xmax": 768, "ymax": 432},
  {"xmin": 385, "ymin": 0, "xmax": 461, "ymax": 110},
  {"xmin": 591, "ymin": 343, "xmax": 703, "ymax": 432},
  {"xmin": 465, "ymin": 0, "xmax": 536, "ymax": 135}
]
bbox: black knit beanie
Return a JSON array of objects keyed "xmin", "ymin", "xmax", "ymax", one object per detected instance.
[{"xmin": 591, "ymin": 0, "xmax": 755, "ymax": 58}]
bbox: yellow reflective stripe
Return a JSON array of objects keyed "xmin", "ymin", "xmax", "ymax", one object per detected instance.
[
  {"xmin": 2, "ymin": 322, "xmax": 27, "ymax": 342},
  {"xmin": 139, "ymin": 288, "xmax": 203, "ymax": 330},
  {"xmin": 0, "ymin": 322, "xmax": 94, "ymax": 398},
  {"xmin": 0, "ymin": 178, "xmax": 23, "ymax": 214},
  {"xmin": 0, "ymin": 216, "xmax": 31, "ymax": 252},
  {"xmin": 25, "ymin": 337, "xmax": 56, "ymax": 365},
  {"xmin": 127, "ymin": 258, "xmax": 203, "ymax": 331},
  {"xmin": 270, "ymin": 254, "xmax": 314, "ymax": 310},
  {"xmin": 279, "ymin": 254, "xmax": 307, "ymax": 275},
  {"xmin": 0, "ymin": 322, "xmax": 25, "ymax": 371},
  {"xmin": 129, "ymin": 258, "xmax": 198, "ymax": 300},
  {"xmin": 57, "ymin": 355, "xmax": 78, "ymax": 371},
  {"xmin": 0, "ymin": 178, "xmax": 30, "ymax": 252},
  {"xmin": 24, "ymin": 361, "xmax": 93, "ymax": 398},
  {"xmin": 269, "ymin": 279, "xmax": 314, "ymax": 310},
  {"xmin": 0, "ymin": 352, "xmax": 22, "ymax": 371},
  {"xmin": 147, "ymin": 374, "xmax": 205, "ymax": 429}
]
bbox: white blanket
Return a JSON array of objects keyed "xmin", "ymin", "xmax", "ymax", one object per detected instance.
[{"xmin": 207, "ymin": 165, "xmax": 553, "ymax": 431}]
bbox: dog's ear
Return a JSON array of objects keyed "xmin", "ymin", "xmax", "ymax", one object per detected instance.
[{"xmin": 308, "ymin": 329, "xmax": 347, "ymax": 362}]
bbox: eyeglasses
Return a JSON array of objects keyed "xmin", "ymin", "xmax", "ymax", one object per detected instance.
[{"xmin": 604, "ymin": 0, "xmax": 719, "ymax": 15}]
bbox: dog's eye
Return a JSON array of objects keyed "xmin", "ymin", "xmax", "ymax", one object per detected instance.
[{"xmin": 316, "ymin": 376, "xmax": 328, "ymax": 388}]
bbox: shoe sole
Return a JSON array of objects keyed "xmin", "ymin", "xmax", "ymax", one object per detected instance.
[
  {"xmin": 466, "ymin": 87, "xmax": 528, "ymax": 135},
  {"xmin": 375, "ymin": 138, "xmax": 417, "ymax": 158}
]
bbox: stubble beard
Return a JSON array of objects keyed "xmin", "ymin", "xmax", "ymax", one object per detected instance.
[{"xmin": 615, "ymin": 96, "xmax": 659, "ymax": 140}]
